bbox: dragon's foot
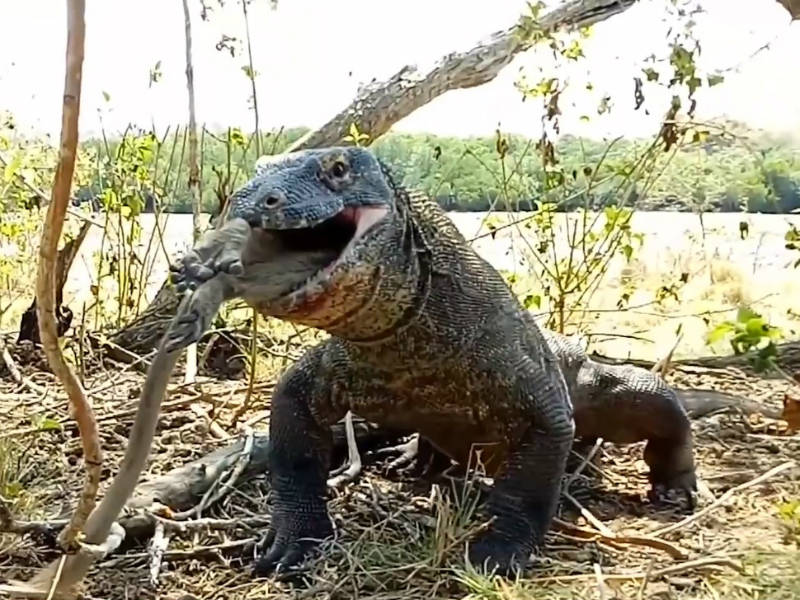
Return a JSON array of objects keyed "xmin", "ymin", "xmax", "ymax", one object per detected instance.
[
  {"xmin": 169, "ymin": 217, "xmax": 251, "ymax": 292},
  {"xmin": 647, "ymin": 469, "xmax": 697, "ymax": 510},
  {"xmin": 644, "ymin": 439, "xmax": 697, "ymax": 510},
  {"xmin": 373, "ymin": 434, "xmax": 453, "ymax": 481},
  {"xmin": 467, "ymin": 531, "xmax": 531, "ymax": 576},
  {"xmin": 253, "ymin": 510, "xmax": 333, "ymax": 577},
  {"xmin": 169, "ymin": 252, "xmax": 243, "ymax": 293}
]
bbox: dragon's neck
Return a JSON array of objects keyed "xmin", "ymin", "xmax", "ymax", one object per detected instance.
[{"xmin": 324, "ymin": 201, "xmax": 432, "ymax": 345}]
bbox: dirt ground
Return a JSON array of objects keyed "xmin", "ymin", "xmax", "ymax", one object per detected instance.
[{"xmin": 0, "ymin": 345, "xmax": 798, "ymax": 600}]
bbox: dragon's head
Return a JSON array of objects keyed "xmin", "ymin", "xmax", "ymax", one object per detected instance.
[{"xmin": 227, "ymin": 146, "xmax": 404, "ymax": 331}]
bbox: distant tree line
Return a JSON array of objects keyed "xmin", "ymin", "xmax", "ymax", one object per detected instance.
[{"xmin": 6, "ymin": 120, "xmax": 800, "ymax": 217}]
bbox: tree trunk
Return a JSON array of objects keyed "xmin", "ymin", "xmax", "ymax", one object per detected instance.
[
  {"xmin": 18, "ymin": 220, "xmax": 90, "ymax": 344},
  {"xmin": 107, "ymin": 0, "xmax": 639, "ymax": 354},
  {"xmin": 106, "ymin": 281, "xmax": 182, "ymax": 356}
]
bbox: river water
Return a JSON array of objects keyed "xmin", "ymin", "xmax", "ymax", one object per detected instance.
[{"xmin": 58, "ymin": 210, "xmax": 800, "ymax": 312}]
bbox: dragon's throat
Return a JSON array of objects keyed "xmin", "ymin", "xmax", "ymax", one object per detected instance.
[{"xmin": 257, "ymin": 243, "xmax": 424, "ymax": 343}]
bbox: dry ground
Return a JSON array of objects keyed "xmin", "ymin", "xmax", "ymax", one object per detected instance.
[{"xmin": 0, "ymin": 342, "xmax": 797, "ymax": 600}]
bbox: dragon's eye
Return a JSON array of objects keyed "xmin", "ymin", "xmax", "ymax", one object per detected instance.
[{"xmin": 331, "ymin": 161, "xmax": 349, "ymax": 178}]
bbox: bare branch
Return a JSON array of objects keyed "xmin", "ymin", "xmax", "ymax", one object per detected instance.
[
  {"xmin": 288, "ymin": 0, "xmax": 636, "ymax": 152},
  {"xmin": 776, "ymin": 0, "xmax": 800, "ymax": 19}
]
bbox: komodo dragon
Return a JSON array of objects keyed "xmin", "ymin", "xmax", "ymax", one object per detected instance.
[{"xmin": 169, "ymin": 147, "xmax": 703, "ymax": 576}]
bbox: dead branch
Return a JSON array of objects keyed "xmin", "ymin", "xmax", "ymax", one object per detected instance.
[
  {"xmin": 650, "ymin": 332, "xmax": 682, "ymax": 377},
  {"xmin": 109, "ymin": 0, "xmax": 642, "ymax": 357},
  {"xmin": 0, "ymin": 420, "xmax": 408, "ymax": 546},
  {"xmin": 327, "ymin": 411, "xmax": 364, "ymax": 488},
  {"xmin": 524, "ymin": 556, "xmax": 743, "ymax": 584},
  {"xmin": 147, "ymin": 522, "xmax": 170, "ymax": 586},
  {"xmin": 552, "ymin": 518, "xmax": 688, "ymax": 560},
  {"xmin": 0, "ymin": 339, "xmax": 47, "ymax": 395},
  {"xmin": 287, "ymin": 0, "xmax": 637, "ymax": 152},
  {"xmin": 777, "ymin": 0, "xmax": 800, "ymax": 19}
]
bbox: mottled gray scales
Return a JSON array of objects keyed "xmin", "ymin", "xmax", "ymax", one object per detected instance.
[{"xmin": 171, "ymin": 146, "xmax": 697, "ymax": 577}]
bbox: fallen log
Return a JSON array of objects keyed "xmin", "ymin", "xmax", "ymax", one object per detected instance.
[{"xmin": 590, "ymin": 340, "xmax": 800, "ymax": 377}]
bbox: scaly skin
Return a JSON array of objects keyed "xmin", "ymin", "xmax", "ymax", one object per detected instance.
[
  {"xmin": 541, "ymin": 328, "xmax": 696, "ymax": 497},
  {"xmin": 171, "ymin": 147, "xmax": 696, "ymax": 577}
]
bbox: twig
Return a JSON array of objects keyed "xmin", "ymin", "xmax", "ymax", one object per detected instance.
[
  {"xmin": 171, "ymin": 428, "xmax": 255, "ymax": 520},
  {"xmin": 101, "ymin": 537, "xmax": 256, "ymax": 565},
  {"xmin": 33, "ymin": 0, "xmax": 100, "ymax": 555},
  {"xmin": 651, "ymin": 331, "xmax": 683, "ymax": 377},
  {"xmin": 552, "ymin": 518, "xmax": 688, "ymax": 560},
  {"xmin": 523, "ymin": 556, "xmax": 742, "ymax": 583},
  {"xmin": 654, "ymin": 556, "xmax": 743, "ymax": 577},
  {"xmin": 567, "ymin": 438, "xmax": 603, "ymax": 486},
  {"xmin": 563, "ymin": 491, "xmax": 615, "ymax": 537},
  {"xmin": 148, "ymin": 522, "xmax": 170, "ymax": 586},
  {"xmin": 189, "ymin": 403, "xmax": 228, "ymax": 440},
  {"xmin": 204, "ymin": 426, "xmax": 255, "ymax": 508},
  {"xmin": 327, "ymin": 411, "xmax": 363, "ymax": 488},
  {"xmin": 44, "ymin": 555, "xmax": 66, "ymax": 600},
  {"xmin": 0, "ymin": 151, "xmax": 105, "ymax": 229},
  {"xmin": 229, "ymin": 311, "xmax": 259, "ymax": 428},
  {"xmin": 0, "ymin": 495, "xmax": 68, "ymax": 535},
  {"xmin": 593, "ymin": 563, "xmax": 608, "ymax": 600},
  {"xmin": 650, "ymin": 460, "xmax": 796, "ymax": 537},
  {"xmin": 95, "ymin": 394, "xmax": 200, "ymax": 425},
  {"xmin": 149, "ymin": 513, "xmax": 269, "ymax": 534},
  {"xmin": 0, "ymin": 395, "xmax": 203, "ymax": 441},
  {"xmin": 0, "ymin": 340, "xmax": 47, "ymax": 395},
  {"xmin": 636, "ymin": 559, "xmax": 655, "ymax": 600}
]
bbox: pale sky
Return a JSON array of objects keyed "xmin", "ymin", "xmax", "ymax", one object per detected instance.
[{"xmin": 1, "ymin": 0, "xmax": 798, "ymax": 141}]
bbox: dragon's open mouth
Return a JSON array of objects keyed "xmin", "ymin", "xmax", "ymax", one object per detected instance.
[
  {"xmin": 257, "ymin": 205, "xmax": 389, "ymax": 301},
  {"xmin": 276, "ymin": 208, "xmax": 360, "ymax": 255},
  {"xmin": 275, "ymin": 206, "xmax": 387, "ymax": 262}
]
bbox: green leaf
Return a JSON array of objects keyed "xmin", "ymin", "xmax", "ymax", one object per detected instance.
[
  {"xmin": 37, "ymin": 417, "xmax": 63, "ymax": 432},
  {"xmin": 102, "ymin": 90, "xmax": 111, "ymax": 102},
  {"xmin": 707, "ymin": 74, "xmax": 725, "ymax": 87},
  {"xmin": 523, "ymin": 294, "xmax": 541, "ymax": 310},
  {"xmin": 621, "ymin": 244, "xmax": 633, "ymax": 261},
  {"xmin": 736, "ymin": 306, "xmax": 760, "ymax": 324},
  {"xmin": 706, "ymin": 322, "xmax": 735, "ymax": 345},
  {"xmin": 230, "ymin": 127, "xmax": 246, "ymax": 147},
  {"xmin": 643, "ymin": 67, "xmax": 659, "ymax": 82},
  {"xmin": 745, "ymin": 317, "xmax": 767, "ymax": 337},
  {"xmin": 2, "ymin": 481, "xmax": 22, "ymax": 498},
  {"xmin": 2, "ymin": 153, "xmax": 21, "ymax": 183}
]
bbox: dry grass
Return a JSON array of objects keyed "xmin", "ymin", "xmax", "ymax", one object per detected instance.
[{"xmin": 0, "ymin": 342, "xmax": 797, "ymax": 600}]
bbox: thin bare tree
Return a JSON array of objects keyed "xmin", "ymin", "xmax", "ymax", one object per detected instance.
[
  {"xmin": 0, "ymin": 0, "xmax": 96, "ymax": 597},
  {"xmin": 182, "ymin": 0, "xmax": 201, "ymax": 384}
]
